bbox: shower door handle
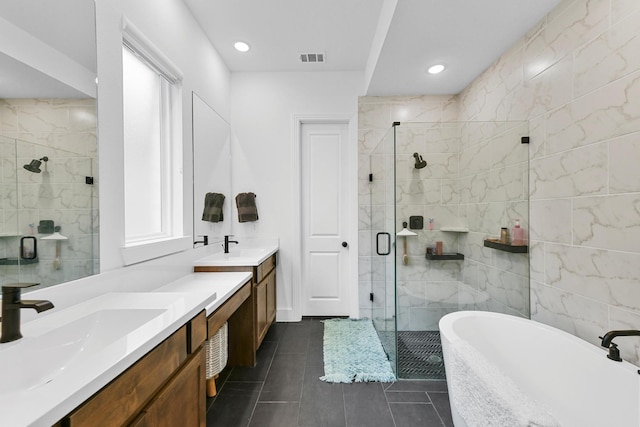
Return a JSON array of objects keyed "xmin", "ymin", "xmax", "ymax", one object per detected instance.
[{"xmin": 376, "ymin": 232, "xmax": 391, "ymax": 256}]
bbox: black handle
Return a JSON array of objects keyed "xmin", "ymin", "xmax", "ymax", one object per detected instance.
[
  {"xmin": 376, "ymin": 232, "xmax": 391, "ymax": 256},
  {"xmin": 342, "ymin": 241, "xmax": 348, "ymax": 248},
  {"xmin": 20, "ymin": 236, "xmax": 37, "ymax": 260}
]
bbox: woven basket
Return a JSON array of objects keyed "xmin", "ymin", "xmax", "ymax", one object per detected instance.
[{"xmin": 205, "ymin": 322, "xmax": 228, "ymax": 379}]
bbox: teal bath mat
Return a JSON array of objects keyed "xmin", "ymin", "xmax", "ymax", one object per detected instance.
[{"xmin": 320, "ymin": 318, "xmax": 396, "ymax": 383}]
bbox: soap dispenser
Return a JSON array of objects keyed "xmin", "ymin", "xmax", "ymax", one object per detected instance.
[{"xmin": 512, "ymin": 219, "xmax": 525, "ymax": 246}]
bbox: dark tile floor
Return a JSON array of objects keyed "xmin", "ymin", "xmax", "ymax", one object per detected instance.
[{"xmin": 206, "ymin": 318, "xmax": 454, "ymax": 427}]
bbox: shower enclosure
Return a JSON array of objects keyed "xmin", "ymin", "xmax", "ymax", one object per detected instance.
[
  {"xmin": 0, "ymin": 136, "xmax": 98, "ymax": 290},
  {"xmin": 368, "ymin": 121, "xmax": 530, "ymax": 379}
]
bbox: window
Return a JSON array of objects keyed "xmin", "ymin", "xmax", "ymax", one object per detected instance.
[{"xmin": 121, "ymin": 20, "xmax": 188, "ymax": 264}]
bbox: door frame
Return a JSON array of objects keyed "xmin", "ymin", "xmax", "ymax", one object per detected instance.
[{"xmin": 291, "ymin": 114, "xmax": 359, "ymax": 321}]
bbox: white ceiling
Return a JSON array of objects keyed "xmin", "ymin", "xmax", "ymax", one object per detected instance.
[
  {"xmin": 185, "ymin": 0, "xmax": 561, "ymax": 96},
  {"xmin": 0, "ymin": 0, "xmax": 561, "ymax": 98},
  {"xmin": 183, "ymin": 0, "xmax": 385, "ymax": 73}
]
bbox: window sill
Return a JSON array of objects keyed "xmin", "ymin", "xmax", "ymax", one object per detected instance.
[{"xmin": 121, "ymin": 236, "xmax": 192, "ymax": 266}]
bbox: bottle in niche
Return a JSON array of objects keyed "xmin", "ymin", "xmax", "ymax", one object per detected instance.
[
  {"xmin": 512, "ymin": 219, "xmax": 525, "ymax": 246},
  {"xmin": 500, "ymin": 227, "xmax": 509, "ymax": 244}
]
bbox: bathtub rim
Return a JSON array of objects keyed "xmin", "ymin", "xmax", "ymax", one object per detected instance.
[{"xmin": 439, "ymin": 310, "xmax": 640, "ymax": 375}]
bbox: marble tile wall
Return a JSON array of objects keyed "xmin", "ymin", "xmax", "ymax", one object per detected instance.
[
  {"xmin": 457, "ymin": 0, "xmax": 640, "ymax": 365},
  {"xmin": 0, "ymin": 98, "xmax": 98, "ymax": 288}
]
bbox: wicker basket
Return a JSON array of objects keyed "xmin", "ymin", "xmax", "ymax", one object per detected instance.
[{"xmin": 205, "ymin": 322, "xmax": 228, "ymax": 379}]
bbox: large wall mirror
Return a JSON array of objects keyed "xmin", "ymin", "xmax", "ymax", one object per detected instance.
[
  {"xmin": 192, "ymin": 93, "xmax": 232, "ymax": 245},
  {"xmin": 0, "ymin": 0, "xmax": 98, "ymax": 290}
]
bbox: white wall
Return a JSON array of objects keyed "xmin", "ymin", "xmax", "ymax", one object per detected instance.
[
  {"xmin": 230, "ymin": 71, "xmax": 364, "ymax": 320},
  {"xmin": 95, "ymin": 0, "xmax": 231, "ymax": 270}
]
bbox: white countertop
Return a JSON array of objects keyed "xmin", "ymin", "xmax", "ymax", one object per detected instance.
[
  {"xmin": 0, "ymin": 271, "xmax": 252, "ymax": 426},
  {"xmin": 194, "ymin": 244, "xmax": 279, "ymax": 267},
  {"xmin": 154, "ymin": 272, "xmax": 252, "ymax": 316}
]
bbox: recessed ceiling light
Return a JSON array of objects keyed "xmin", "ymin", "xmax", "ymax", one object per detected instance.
[
  {"xmin": 428, "ymin": 64, "xmax": 445, "ymax": 74},
  {"xmin": 234, "ymin": 41, "xmax": 250, "ymax": 52}
]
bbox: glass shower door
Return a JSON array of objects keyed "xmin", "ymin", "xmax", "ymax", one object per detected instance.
[{"xmin": 369, "ymin": 126, "xmax": 397, "ymax": 374}]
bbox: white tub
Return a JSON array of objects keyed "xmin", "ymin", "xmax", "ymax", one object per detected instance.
[{"xmin": 440, "ymin": 311, "xmax": 640, "ymax": 427}]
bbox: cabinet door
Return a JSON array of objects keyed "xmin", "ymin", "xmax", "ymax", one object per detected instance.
[
  {"xmin": 130, "ymin": 349, "xmax": 206, "ymax": 427},
  {"xmin": 255, "ymin": 279, "xmax": 268, "ymax": 347},
  {"xmin": 266, "ymin": 269, "xmax": 276, "ymax": 324}
]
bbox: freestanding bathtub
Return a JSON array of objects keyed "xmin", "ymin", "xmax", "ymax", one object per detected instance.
[{"xmin": 440, "ymin": 311, "xmax": 640, "ymax": 427}]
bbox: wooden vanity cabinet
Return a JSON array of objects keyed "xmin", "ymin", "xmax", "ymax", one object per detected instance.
[
  {"xmin": 195, "ymin": 252, "xmax": 277, "ymax": 352},
  {"xmin": 61, "ymin": 311, "xmax": 207, "ymax": 427},
  {"xmin": 255, "ymin": 267, "xmax": 276, "ymax": 347}
]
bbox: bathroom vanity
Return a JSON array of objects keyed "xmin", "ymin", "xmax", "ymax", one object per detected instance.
[{"xmin": 194, "ymin": 245, "xmax": 278, "ymax": 353}]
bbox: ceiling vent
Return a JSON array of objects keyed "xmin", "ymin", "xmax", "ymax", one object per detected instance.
[{"xmin": 299, "ymin": 52, "xmax": 325, "ymax": 63}]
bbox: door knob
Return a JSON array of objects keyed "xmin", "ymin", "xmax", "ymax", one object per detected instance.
[{"xmin": 342, "ymin": 241, "xmax": 348, "ymax": 248}]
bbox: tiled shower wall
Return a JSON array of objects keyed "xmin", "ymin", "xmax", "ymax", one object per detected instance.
[
  {"xmin": 457, "ymin": 0, "xmax": 640, "ymax": 365},
  {"xmin": 0, "ymin": 98, "xmax": 98, "ymax": 287},
  {"xmin": 359, "ymin": 0, "xmax": 640, "ymax": 365}
]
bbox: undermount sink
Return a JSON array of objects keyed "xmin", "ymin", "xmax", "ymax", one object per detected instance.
[
  {"xmin": 224, "ymin": 248, "xmax": 267, "ymax": 258},
  {"xmin": 0, "ymin": 308, "xmax": 167, "ymax": 395}
]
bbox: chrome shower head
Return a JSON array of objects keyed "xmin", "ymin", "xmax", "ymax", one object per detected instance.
[
  {"xmin": 413, "ymin": 153, "xmax": 427, "ymax": 169},
  {"xmin": 23, "ymin": 156, "xmax": 48, "ymax": 173}
]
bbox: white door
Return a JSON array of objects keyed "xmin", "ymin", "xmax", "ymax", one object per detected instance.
[{"xmin": 301, "ymin": 122, "xmax": 350, "ymax": 316}]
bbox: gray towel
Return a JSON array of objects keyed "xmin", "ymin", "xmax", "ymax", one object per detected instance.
[
  {"xmin": 202, "ymin": 192, "xmax": 225, "ymax": 222},
  {"xmin": 235, "ymin": 192, "xmax": 258, "ymax": 222}
]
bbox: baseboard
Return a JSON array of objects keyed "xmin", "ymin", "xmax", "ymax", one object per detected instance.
[{"xmin": 275, "ymin": 308, "xmax": 301, "ymax": 322}]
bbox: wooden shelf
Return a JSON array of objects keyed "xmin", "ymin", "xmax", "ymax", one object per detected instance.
[
  {"xmin": 426, "ymin": 252, "xmax": 464, "ymax": 261},
  {"xmin": 483, "ymin": 239, "xmax": 528, "ymax": 253}
]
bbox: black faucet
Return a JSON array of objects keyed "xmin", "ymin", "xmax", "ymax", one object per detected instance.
[
  {"xmin": 1, "ymin": 283, "xmax": 54, "ymax": 343},
  {"xmin": 194, "ymin": 235, "xmax": 208, "ymax": 246},
  {"xmin": 599, "ymin": 330, "xmax": 640, "ymax": 362},
  {"xmin": 224, "ymin": 235, "xmax": 239, "ymax": 253}
]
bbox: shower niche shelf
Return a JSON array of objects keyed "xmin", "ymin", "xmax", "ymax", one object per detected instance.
[
  {"xmin": 440, "ymin": 227, "xmax": 469, "ymax": 233},
  {"xmin": 426, "ymin": 253, "xmax": 464, "ymax": 261},
  {"xmin": 483, "ymin": 239, "xmax": 528, "ymax": 253}
]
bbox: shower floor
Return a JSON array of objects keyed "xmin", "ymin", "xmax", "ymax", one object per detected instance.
[{"xmin": 397, "ymin": 330, "xmax": 446, "ymax": 380}]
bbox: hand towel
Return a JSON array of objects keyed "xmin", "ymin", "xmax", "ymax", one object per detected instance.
[
  {"xmin": 235, "ymin": 192, "xmax": 258, "ymax": 222},
  {"xmin": 202, "ymin": 192, "xmax": 225, "ymax": 223}
]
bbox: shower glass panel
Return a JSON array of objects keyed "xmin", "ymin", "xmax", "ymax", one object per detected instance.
[
  {"xmin": 369, "ymin": 126, "xmax": 397, "ymax": 375},
  {"xmin": 369, "ymin": 121, "xmax": 530, "ymax": 380},
  {"xmin": 0, "ymin": 136, "xmax": 97, "ymax": 290}
]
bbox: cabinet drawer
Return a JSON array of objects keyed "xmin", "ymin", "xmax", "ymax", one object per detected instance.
[
  {"xmin": 256, "ymin": 254, "xmax": 276, "ymax": 283},
  {"xmin": 207, "ymin": 280, "xmax": 251, "ymax": 338},
  {"xmin": 188, "ymin": 310, "xmax": 207, "ymax": 354},
  {"xmin": 66, "ymin": 326, "xmax": 188, "ymax": 426},
  {"xmin": 130, "ymin": 348, "xmax": 206, "ymax": 427}
]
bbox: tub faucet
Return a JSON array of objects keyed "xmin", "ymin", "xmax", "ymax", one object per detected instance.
[
  {"xmin": 1, "ymin": 283, "xmax": 54, "ymax": 343},
  {"xmin": 599, "ymin": 330, "xmax": 640, "ymax": 362},
  {"xmin": 224, "ymin": 235, "xmax": 238, "ymax": 253}
]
